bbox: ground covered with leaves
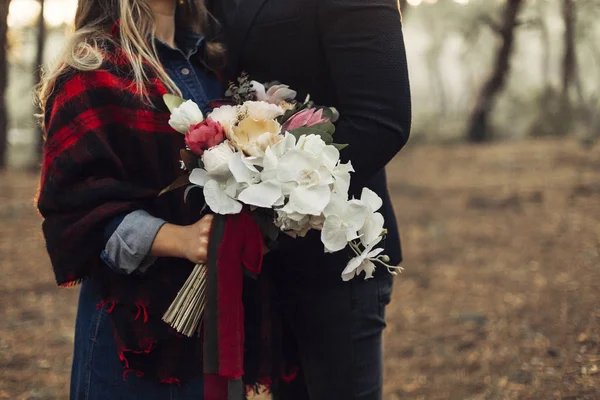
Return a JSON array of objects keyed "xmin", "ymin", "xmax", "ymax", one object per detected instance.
[{"xmin": 1, "ymin": 139, "xmax": 598, "ymax": 399}]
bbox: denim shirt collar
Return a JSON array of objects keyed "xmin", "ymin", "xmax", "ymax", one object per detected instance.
[{"xmin": 154, "ymin": 30, "xmax": 206, "ymax": 61}]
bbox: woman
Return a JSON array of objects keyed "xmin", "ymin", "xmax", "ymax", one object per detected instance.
[{"xmin": 37, "ymin": 0, "xmax": 224, "ymax": 398}]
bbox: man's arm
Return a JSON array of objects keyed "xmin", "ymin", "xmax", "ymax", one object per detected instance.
[{"xmin": 317, "ymin": 0, "xmax": 411, "ymax": 186}]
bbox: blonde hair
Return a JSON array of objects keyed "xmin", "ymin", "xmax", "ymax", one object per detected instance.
[{"xmin": 38, "ymin": 0, "xmax": 223, "ymax": 108}]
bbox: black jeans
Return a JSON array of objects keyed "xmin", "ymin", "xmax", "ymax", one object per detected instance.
[{"xmin": 272, "ymin": 274, "xmax": 394, "ymax": 400}]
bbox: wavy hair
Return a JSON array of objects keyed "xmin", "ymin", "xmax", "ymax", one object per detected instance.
[{"xmin": 38, "ymin": 0, "xmax": 223, "ymax": 108}]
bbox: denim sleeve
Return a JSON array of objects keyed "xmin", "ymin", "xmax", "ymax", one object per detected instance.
[{"xmin": 101, "ymin": 210, "xmax": 167, "ymax": 275}]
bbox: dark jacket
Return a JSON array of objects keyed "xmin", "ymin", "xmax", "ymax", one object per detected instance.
[{"xmin": 209, "ymin": 0, "xmax": 412, "ymax": 283}]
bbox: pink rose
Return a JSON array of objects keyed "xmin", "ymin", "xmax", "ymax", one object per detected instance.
[
  {"xmin": 281, "ymin": 108, "xmax": 329, "ymax": 132},
  {"xmin": 185, "ymin": 118, "xmax": 226, "ymax": 156}
]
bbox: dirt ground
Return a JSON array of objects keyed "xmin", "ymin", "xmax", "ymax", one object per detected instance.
[{"xmin": 1, "ymin": 138, "xmax": 599, "ymax": 399}]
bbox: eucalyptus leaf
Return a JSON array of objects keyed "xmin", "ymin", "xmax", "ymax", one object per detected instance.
[
  {"xmin": 318, "ymin": 132, "xmax": 334, "ymax": 144},
  {"xmin": 332, "ymin": 143, "xmax": 349, "ymax": 151},
  {"xmin": 320, "ymin": 107, "xmax": 340, "ymax": 123},
  {"xmin": 320, "ymin": 107, "xmax": 334, "ymax": 121},
  {"xmin": 163, "ymin": 94, "xmax": 186, "ymax": 113},
  {"xmin": 310, "ymin": 121, "xmax": 336, "ymax": 136},
  {"xmin": 289, "ymin": 127, "xmax": 334, "ymax": 144},
  {"xmin": 288, "ymin": 127, "xmax": 313, "ymax": 139}
]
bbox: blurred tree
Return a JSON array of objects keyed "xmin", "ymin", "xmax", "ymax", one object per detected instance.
[
  {"xmin": 561, "ymin": 0, "xmax": 575, "ymax": 102},
  {"xmin": 33, "ymin": 0, "xmax": 46, "ymax": 167},
  {"xmin": 466, "ymin": 0, "xmax": 524, "ymax": 142},
  {"xmin": 0, "ymin": 0, "xmax": 10, "ymax": 169},
  {"xmin": 534, "ymin": 0, "xmax": 551, "ymax": 91},
  {"xmin": 423, "ymin": 10, "xmax": 447, "ymax": 116},
  {"xmin": 561, "ymin": 0, "xmax": 585, "ymax": 111}
]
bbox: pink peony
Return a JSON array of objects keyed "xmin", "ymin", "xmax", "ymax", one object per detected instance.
[
  {"xmin": 185, "ymin": 118, "xmax": 226, "ymax": 156},
  {"xmin": 281, "ymin": 108, "xmax": 329, "ymax": 132}
]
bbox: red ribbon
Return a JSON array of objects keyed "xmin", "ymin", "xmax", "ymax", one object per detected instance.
[{"xmin": 204, "ymin": 212, "xmax": 264, "ymax": 400}]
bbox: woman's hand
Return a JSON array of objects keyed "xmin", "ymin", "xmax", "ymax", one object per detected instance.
[
  {"xmin": 150, "ymin": 215, "xmax": 214, "ymax": 264},
  {"xmin": 180, "ymin": 214, "xmax": 214, "ymax": 264}
]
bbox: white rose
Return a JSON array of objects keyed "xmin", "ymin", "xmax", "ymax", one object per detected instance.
[
  {"xmin": 207, "ymin": 105, "xmax": 238, "ymax": 136},
  {"xmin": 245, "ymin": 101, "xmax": 285, "ymax": 121},
  {"xmin": 202, "ymin": 142, "xmax": 235, "ymax": 174},
  {"xmin": 168, "ymin": 100, "xmax": 204, "ymax": 134}
]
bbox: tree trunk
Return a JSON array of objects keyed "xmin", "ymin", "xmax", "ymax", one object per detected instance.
[
  {"xmin": 0, "ymin": 0, "xmax": 10, "ymax": 169},
  {"xmin": 536, "ymin": 1, "xmax": 551, "ymax": 90},
  {"xmin": 561, "ymin": 0, "xmax": 576, "ymax": 102},
  {"xmin": 32, "ymin": 0, "xmax": 46, "ymax": 166},
  {"xmin": 466, "ymin": 0, "xmax": 524, "ymax": 143}
]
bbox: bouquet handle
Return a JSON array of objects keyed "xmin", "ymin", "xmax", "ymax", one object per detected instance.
[{"xmin": 162, "ymin": 214, "xmax": 227, "ymax": 337}]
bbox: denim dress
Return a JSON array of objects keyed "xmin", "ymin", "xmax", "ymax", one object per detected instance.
[{"xmin": 70, "ymin": 32, "xmax": 222, "ymax": 400}]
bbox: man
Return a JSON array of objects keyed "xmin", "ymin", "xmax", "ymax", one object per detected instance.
[{"xmin": 207, "ymin": 1, "xmax": 411, "ymax": 399}]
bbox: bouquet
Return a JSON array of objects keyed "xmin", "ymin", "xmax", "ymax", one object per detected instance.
[{"xmin": 161, "ymin": 74, "xmax": 402, "ymax": 336}]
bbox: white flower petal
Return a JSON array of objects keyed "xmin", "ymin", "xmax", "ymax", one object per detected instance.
[
  {"xmin": 228, "ymin": 152, "xmax": 258, "ymax": 184},
  {"xmin": 333, "ymin": 174, "xmax": 351, "ymax": 198},
  {"xmin": 356, "ymin": 259, "xmax": 376, "ymax": 280},
  {"xmin": 245, "ymin": 101, "xmax": 285, "ymax": 120},
  {"xmin": 323, "ymin": 194, "xmax": 348, "ymax": 218},
  {"xmin": 208, "ymin": 106, "xmax": 238, "ymax": 135},
  {"xmin": 250, "ymin": 81, "xmax": 267, "ymax": 102},
  {"xmin": 189, "ymin": 168, "xmax": 208, "ymax": 186},
  {"xmin": 237, "ymin": 182, "xmax": 282, "ymax": 208},
  {"xmin": 202, "ymin": 142, "xmax": 235, "ymax": 173},
  {"xmin": 321, "ymin": 214, "xmax": 348, "ymax": 253},
  {"xmin": 287, "ymin": 185, "xmax": 331, "ymax": 216},
  {"xmin": 366, "ymin": 247, "xmax": 385, "ymax": 259},
  {"xmin": 344, "ymin": 200, "xmax": 369, "ymax": 233},
  {"xmin": 224, "ymin": 177, "xmax": 242, "ymax": 198},
  {"xmin": 360, "ymin": 212, "xmax": 385, "ymax": 247},
  {"xmin": 341, "ymin": 255, "xmax": 365, "ymax": 281},
  {"xmin": 169, "ymin": 100, "xmax": 204, "ymax": 134},
  {"xmin": 270, "ymin": 132, "xmax": 296, "ymax": 158},
  {"xmin": 322, "ymin": 146, "xmax": 340, "ymax": 171},
  {"xmin": 271, "ymin": 87, "xmax": 297, "ymax": 104},
  {"xmin": 361, "ymin": 188, "xmax": 383, "ymax": 212},
  {"xmin": 263, "ymin": 146, "xmax": 279, "ymax": 171},
  {"xmin": 203, "ymin": 180, "xmax": 242, "ymax": 215},
  {"xmin": 276, "ymin": 149, "xmax": 319, "ymax": 182},
  {"xmin": 273, "ymin": 195, "xmax": 285, "ymax": 207}
]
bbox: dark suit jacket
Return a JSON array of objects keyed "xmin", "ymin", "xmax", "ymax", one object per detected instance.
[{"xmin": 208, "ymin": 0, "xmax": 412, "ymax": 284}]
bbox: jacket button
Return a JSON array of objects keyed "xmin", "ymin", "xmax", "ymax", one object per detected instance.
[{"xmin": 181, "ymin": 68, "xmax": 190, "ymax": 75}]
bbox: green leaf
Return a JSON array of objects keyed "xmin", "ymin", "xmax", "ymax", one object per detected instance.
[
  {"xmin": 289, "ymin": 127, "xmax": 313, "ymax": 140},
  {"xmin": 332, "ymin": 143, "xmax": 349, "ymax": 151},
  {"xmin": 318, "ymin": 132, "xmax": 334, "ymax": 144},
  {"xmin": 163, "ymin": 94, "xmax": 185, "ymax": 113},
  {"xmin": 289, "ymin": 126, "xmax": 334, "ymax": 144},
  {"xmin": 158, "ymin": 174, "xmax": 190, "ymax": 196},
  {"xmin": 310, "ymin": 122, "xmax": 336, "ymax": 136},
  {"xmin": 320, "ymin": 107, "xmax": 340, "ymax": 123}
]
